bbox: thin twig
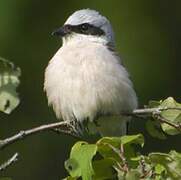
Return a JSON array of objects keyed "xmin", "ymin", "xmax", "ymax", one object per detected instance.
[
  {"xmin": 120, "ymin": 144, "xmax": 129, "ymax": 172},
  {"xmin": 0, "ymin": 153, "xmax": 19, "ymax": 171},
  {"xmin": 108, "ymin": 144, "xmax": 129, "ymax": 173},
  {"xmin": 153, "ymin": 114, "xmax": 181, "ymax": 132},
  {"xmin": 0, "ymin": 121, "xmax": 80, "ymax": 150}
]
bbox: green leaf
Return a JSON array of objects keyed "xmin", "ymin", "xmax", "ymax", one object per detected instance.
[
  {"xmin": 97, "ymin": 135, "xmax": 144, "ymax": 167},
  {"xmin": 0, "ymin": 178, "xmax": 12, "ymax": 180},
  {"xmin": 166, "ymin": 151, "xmax": 181, "ymax": 179},
  {"xmin": 146, "ymin": 119, "xmax": 167, "ymax": 139},
  {"xmin": 148, "ymin": 100, "xmax": 162, "ymax": 108},
  {"xmin": 116, "ymin": 169, "xmax": 125, "ymax": 180},
  {"xmin": 96, "ymin": 137, "xmax": 122, "ymax": 161},
  {"xmin": 159, "ymin": 97, "xmax": 178, "ymax": 108},
  {"xmin": 120, "ymin": 134, "xmax": 144, "ymax": 147},
  {"xmin": 148, "ymin": 152, "xmax": 172, "ymax": 164},
  {"xmin": 148, "ymin": 151, "xmax": 181, "ymax": 179},
  {"xmin": 147, "ymin": 97, "xmax": 181, "ymax": 135},
  {"xmin": 125, "ymin": 170, "xmax": 141, "ymax": 180},
  {"xmin": 0, "ymin": 57, "xmax": 21, "ymax": 114},
  {"xmin": 154, "ymin": 164, "xmax": 166, "ymax": 180},
  {"xmin": 161, "ymin": 114, "xmax": 181, "ymax": 135},
  {"xmin": 65, "ymin": 141, "xmax": 97, "ymax": 180},
  {"xmin": 92, "ymin": 158, "xmax": 116, "ymax": 179},
  {"xmin": 159, "ymin": 97, "xmax": 181, "ymax": 135},
  {"xmin": 97, "ymin": 134, "xmax": 144, "ymax": 147}
]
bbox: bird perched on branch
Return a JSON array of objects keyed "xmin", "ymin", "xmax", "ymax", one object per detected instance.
[{"xmin": 44, "ymin": 9, "xmax": 137, "ymax": 137}]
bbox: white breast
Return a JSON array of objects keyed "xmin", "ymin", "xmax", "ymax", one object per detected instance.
[{"xmin": 44, "ymin": 41, "xmax": 137, "ymax": 127}]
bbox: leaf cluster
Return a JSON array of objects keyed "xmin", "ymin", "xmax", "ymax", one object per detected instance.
[
  {"xmin": 146, "ymin": 97, "xmax": 181, "ymax": 139},
  {"xmin": 64, "ymin": 134, "xmax": 181, "ymax": 180}
]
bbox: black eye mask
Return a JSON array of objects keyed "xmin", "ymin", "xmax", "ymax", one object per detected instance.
[
  {"xmin": 52, "ymin": 23, "xmax": 105, "ymax": 37},
  {"xmin": 67, "ymin": 23, "xmax": 105, "ymax": 36}
]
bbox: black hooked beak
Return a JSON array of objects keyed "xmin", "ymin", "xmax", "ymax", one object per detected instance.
[{"xmin": 51, "ymin": 25, "xmax": 71, "ymax": 37}]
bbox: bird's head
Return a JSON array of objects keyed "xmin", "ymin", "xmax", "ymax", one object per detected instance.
[{"xmin": 52, "ymin": 9, "xmax": 115, "ymax": 47}]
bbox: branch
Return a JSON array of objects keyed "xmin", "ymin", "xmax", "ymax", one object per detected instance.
[
  {"xmin": 0, "ymin": 107, "xmax": 180, "ymax": 151},
  {"xmin": 153, "ymin": 114, "xmax": 181, "ymax": 131},
  {"xmin": 125, "ymin": 107, "xmax": 181, "ymax": 132},
  {"xmin": 0, "ymin": 121, "xmax": 80, "ymax": 150},
  {"xmin": 0, "ymin": 153, "xmax": 18, "ymax": 171},
  {"xmin": 126, "ymin": 107, "xmax": 181, "ymax": 116}
]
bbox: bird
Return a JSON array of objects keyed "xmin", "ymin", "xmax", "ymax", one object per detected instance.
[{"xmin": 44, "ymin": 9, "xmax": 138, "ymax": 137}]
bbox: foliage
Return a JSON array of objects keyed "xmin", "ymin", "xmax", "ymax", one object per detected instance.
[
  {"xmin": 146, "ymin": 97, "xmax": 181, "ymax": 138},
  {"xmin": 0, "ymin": 57, "xmax": 21, "ymax": 114},
  {"xmin": 64, "ymin": 134, "xmax": 181, "ymax": 180},
  {"xmin": 0, "ymin": 57, "xmax": 180, "ymax": 179},
  {"xmin": 64, "ymin": 98, "xmax": 181, "ymax": 180},
  {"xmin": 65, "ymin": 142, "xmax": 97, "ymax": 179}
]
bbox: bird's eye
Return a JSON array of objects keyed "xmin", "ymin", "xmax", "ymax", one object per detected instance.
[
  {"xmin": 65, "ymin": 25, "xmax": 72, "ymax": 31},
  {"xmin": 80, "ymin": 23, "xmax": 89, "ymax": 31}
]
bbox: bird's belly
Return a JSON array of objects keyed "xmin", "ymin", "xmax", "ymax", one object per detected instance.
[
  {"xmin": 52, "ymin": 69, "xmax": 115, "ymax": 122},
  {"xmin": 44, "ymin": 44, "xmax": 137, "ymax": 124},
  {"xmin": 45, "ymin": 63, "xmax": 133, "ymax": 123}
]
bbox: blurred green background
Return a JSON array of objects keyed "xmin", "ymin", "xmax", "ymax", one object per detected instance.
[{"xmin": 0, "ymin": 0, "xmax": 180, "ymax": 179}]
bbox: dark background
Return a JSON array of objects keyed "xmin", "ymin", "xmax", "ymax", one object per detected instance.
[{"xmin": 0, "ymin": 0, "xmax": 180, "ymax": 179}]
